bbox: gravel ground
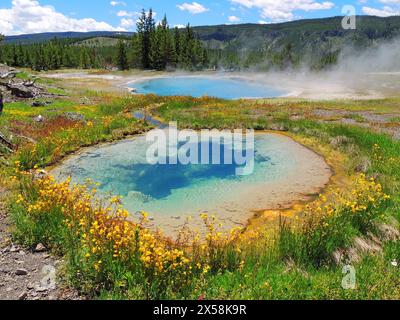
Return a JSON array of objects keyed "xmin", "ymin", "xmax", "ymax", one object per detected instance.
[
  {"xmin": 0, "ymin": 192, "xmax": 81, "ymax": 301},
  {"xmin": 312, "ymin": 109, "xmax": 400, "ymax": 140}
]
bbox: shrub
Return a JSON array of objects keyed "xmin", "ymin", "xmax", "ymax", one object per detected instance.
[{"xmin": 278, "ymin": 174, "xmax": 391, "ymax": 267}]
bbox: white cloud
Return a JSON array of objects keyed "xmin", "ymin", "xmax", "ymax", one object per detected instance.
[
  {"xmin": 362, "ymin": 5, "xmax": 400, "ymax": 16},
  {"xmin": 0, "ymin": 0, "xmax": 125, "ymax": 35},
  {"xmin": 230, "ymin": 0, "xmax": 334, "ymax": 22},
  {"xmin": 228, "ymin": 15, "xmax": 241, "ymax": 22},
  {"xmin": 177, "ymin": 2, "xmax": 209, "ymax": 15},
  {"xmin": 117, "ymin": 10, "xmax": 138, "ymax": 17},
  {"xmin": 119, "ymin": 18, "xmax": 135, "ymax": 29},
  {"xmin": 110, "ymin": 1, "xmax": 126, "ymax": 7},
  {"xmin": 362, "ymin": 0, "xmax": 400, "ymax": 17}
]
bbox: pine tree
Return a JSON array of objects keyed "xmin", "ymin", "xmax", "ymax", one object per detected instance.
[
  {"xmin": 181, "ymin": 24, "xmax": 195, "ymax": 69},
  {"xmin": 116, "ymin": 39, "xmax": 129, "ymax": 70},
  {"xmin": 150, "ymin": 25, "xmax": 163, "ymax": 70},
  {"xmin": 79, "ymin": 48, "xmax": 90, "ymax": 69},
  {"xmin": 130, "ymin": 33, "xmax": 141, "ymax": 68},
  {"xmin": 173, "ymin": 27, "xmax": 181, "ymax": 66},
  {"xmin": 137, "ymin": 9, "xmax": 155, "ymax": 69},
  {"xmin": 150, "ymin": 15, "xmax": 175, "ymax": 70},
  {"xmin": 160, "ymin": 15, "xmax": 176, "ymax": 69},
  {"xmin": 136, "ymin": 9, "xmax": 147, "ymax": 68},
  {"xmin": 0, "ymin": 34, "xmax": 4, "ymax": 114}
]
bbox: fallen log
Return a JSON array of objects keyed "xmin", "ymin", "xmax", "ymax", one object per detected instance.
[
  {"xmin": 0, "ymin": 90, "xmax": 3, "ymax": 113},
  {"xmin": 6, "ymin": 81, "xmax": 36, "ymax": 98},
  {"xmin": 0, "ymin": 71, "xmax": 17, "ymax": 79},
  {"xmin": 23, "ymin": 79, "xmax": 36, "ymax": 87},
  {"xmin": 0, "ymin": 131, "xmax": 14, "ymax": 151}
]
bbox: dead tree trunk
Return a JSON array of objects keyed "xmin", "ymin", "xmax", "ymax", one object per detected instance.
[{"xmin": 0, "ymin": 90, "xmax": 3, "ymax": 114}]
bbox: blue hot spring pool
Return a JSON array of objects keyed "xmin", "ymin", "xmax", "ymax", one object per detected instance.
[
  {"xmin": 51, "ymin": 132, "xmax": 331, "ymax": 230},
  {"xmin": 131, "ymin": 76, "xmax": 286, "ymax": 99}
]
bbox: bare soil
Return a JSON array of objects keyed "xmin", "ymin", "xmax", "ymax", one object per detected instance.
[{"xmin": 0, "ymin": 189, "xmax": 80, "ymax": 301}]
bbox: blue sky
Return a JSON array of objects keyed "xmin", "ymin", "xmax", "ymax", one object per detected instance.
[{"xmin": 1, "ymin": 0, "xmax": 399, "ymax": 35}]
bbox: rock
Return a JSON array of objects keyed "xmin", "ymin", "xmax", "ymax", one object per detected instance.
[
  {"xmin": 355, "ymin": 157, "xmax": 371, "ymax": 173},
  {"xmin": 27, "ymin": 283, "xmax": 35, "ymax": 290},
  {"xmin": 6, "ymin": 82, "xmax": 36, "ymax": 98},
  {"xmin": 18, "ymin": 292, "xmax": 28, "ymax": 300},
  {"xmin": 0, "ymin": 67, "xmax": 18, "ymax": 79},
  {"xmin": 330, "ymin": 136, "xmax": 352, "ymax": 148},
  {"xmin": 268, "ymin": 123, "xmax": 288, "ymax": 131},
  {"xmin": 33, "ymin": 115, "xmax": 45, "ymax": 123},
  {"xmin": 31, "ymin": 101, "xmax": 46, "ymax": 107},
  {"xmin": 378, "ymin": 223, "xmax": 400, "ymax": 241},
  {"xmin": 32, "ymin": 169, "xmax": 48, "ymax": 180},
  {"xmin": 15, "ymin": 268, "xmax": 28, "ymax": 276},
  {"xmin": 63, "ymin": 112, "xmax": 85, "ymax": 122},
  {"xmin": 9, "ymin": 244, "xmax": 18, "ymax": 253},
  {"xmin": 35, "ymin": 286, "xmax": 48, "ymax": 293},
  {"xmin": 35, "ymin": 243, "xmax": 46, "ymax": 253},
  {"xmin": 23, "ymin": 80, "xmax": 36, "ymax": 87},
  {"xmin": 391, "ymin": 260, "xmax": 398, "ymax": 267}
]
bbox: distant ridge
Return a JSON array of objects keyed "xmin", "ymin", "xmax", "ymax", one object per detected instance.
[
  {"xmin": 4, "ymin": 15, "xmax": 400, "ymax": 46},
  {"xmin": 4, "ymin": 31, "xmax": 134, "ymax": 44}
]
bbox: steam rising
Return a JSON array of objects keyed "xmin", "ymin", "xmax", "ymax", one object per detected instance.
[{"xmin": 251, "ymin": 39, "xmax": 400, "ymax": 100}]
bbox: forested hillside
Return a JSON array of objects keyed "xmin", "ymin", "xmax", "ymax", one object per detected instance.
[
  {"xmin": 195, "ymin": 15, "xmax": 400, "ymax": 70},
  {"xmin": 0, "ymin": 10, "xmax": 209, "ymax": 71},
  {"xmin": 1, "ymin": 15, "xmax": 400, "ymax": 71}
]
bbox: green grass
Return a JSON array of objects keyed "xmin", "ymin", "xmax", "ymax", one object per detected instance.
[
  {"xmin": 46, "ymin": 87, "xmax": 68, "ymax": 96},
  {"xmin": 2, "ymin": 92, "xmax": 400, "ymax": 300},
  {"xmin": 15, "ymin": 71, "xmax": 31, "ymax": 80},
  {"xmin": 390, "ymin": 116, "xmax": 400, "ymax": 123}
]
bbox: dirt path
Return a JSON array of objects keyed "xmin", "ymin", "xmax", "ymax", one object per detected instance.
[{"xmin": 0, "ymin": 189, "xmax": 80, "ymax": 300}]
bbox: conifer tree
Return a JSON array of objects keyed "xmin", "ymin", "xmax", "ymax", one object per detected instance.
[
  {"xmin": 116, "ymin": 39, "xmax": 129, "ymax": 70},
  {"xmin": 150, "ymin": 24, "xmax": 163, "ymax": 70},
  {"xmin": 130, "ymin": 33, "xmax": 141, "ymax": 68},
  {"xmin": 0, "ymin": 34, "xmax": 4, "ymax": 115}
]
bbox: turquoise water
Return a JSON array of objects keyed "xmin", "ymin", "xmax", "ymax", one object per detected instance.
[
  {"xmin": 132, "ymin": 76, "xmax": 285, "ymax": 99},
  {"xmin": 53, "ymin": 133, "xmax": 298, "ymax": 217}
]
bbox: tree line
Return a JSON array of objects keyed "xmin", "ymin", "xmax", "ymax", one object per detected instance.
[
  {"xmin": 0, "ymin": 10, "xmax": 209, "ymax": 72},
  {"xmin": 125, "ymin": 10, "xmax": 208, "ymax": 71}
]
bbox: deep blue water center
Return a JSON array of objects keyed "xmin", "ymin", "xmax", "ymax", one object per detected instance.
[
  {"xmin": 132, "ymin": 76, "xmax": 285, "ymax": 99},
  {"xmin": 53, "ymin": 134, "xmax": 298, "ymax": 216},
  {"xmin": 114, "ymin": 140, "xmax": 268, "ymax": 199}
]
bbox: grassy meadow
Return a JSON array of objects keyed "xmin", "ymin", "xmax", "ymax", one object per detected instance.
[{"xmin": 0, "ymin": 72, "xmax": 399, "ymax": 300}]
